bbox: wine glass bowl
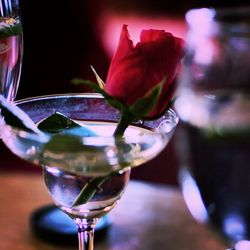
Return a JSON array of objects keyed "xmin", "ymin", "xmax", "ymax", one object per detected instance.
[
  {"xmin": 0, "ymin": 93, "xmax": 178, "ymax": 249},
  {"xmin": 0, "ymin": 0, "xmax": 23, "ymax": 101},
  {"xmin": 175, "ymin": 7, "xmax": 250, "ymax": 248}
]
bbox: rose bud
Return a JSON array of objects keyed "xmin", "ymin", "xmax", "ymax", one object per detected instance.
[{"xmin": 104, "ymin": 24, "xmax": 185, "ymax": 119}]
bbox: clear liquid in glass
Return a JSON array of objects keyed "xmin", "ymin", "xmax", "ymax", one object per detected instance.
[
  {"xmin": 0, "ymin": 17, "xmax": 23, "ymax": 101},
  {"xmin": 176, "ymin": 92, "xmax": 250, "ymax": 242},
  {"xmin": 41, "ymin": 120, "xmax": 157, "ymax": 219},
  {"xmin": 44, "ymin": 166, "xmax": 130, "ymax": 219}
]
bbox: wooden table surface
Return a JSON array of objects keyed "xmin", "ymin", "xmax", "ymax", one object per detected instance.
[{"xmin": 0, "ymin": 173, "xmax": 227, "ymax": 250}]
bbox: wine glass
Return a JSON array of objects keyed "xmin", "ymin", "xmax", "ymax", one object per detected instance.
[
  {"xmin": 0, "ymin": 93, "xmax": 178, "ymax": 250},
  {"xmin": 175, "ymin": 7, "xmax": 250, "ymax": 250},
  {"xmin": 0, "ymin": 0, "xmax": 23, "ymax": 101}
]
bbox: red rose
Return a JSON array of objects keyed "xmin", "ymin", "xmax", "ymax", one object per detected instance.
[{"xmin": 104, "ymin": 24, "xmax": 185, "ymax": 118}]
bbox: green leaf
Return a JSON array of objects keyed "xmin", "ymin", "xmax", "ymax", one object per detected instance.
[
  {"xmin": 38, "ymin": 112, "xmax": 81, "ymax": 133},
  {"xmin": 90, "ymin": 66, "xmax": 105, "ymax": 89},
  {"xmin": 43, "ymin": 133, "xmax": 99, "ymax": 153},
  {"xmin": 72, "ymin": 175, "xmax": 110, "ymax": 206},
  {"xmin": 72, "ymin": 78, "xmax": 108, "ymax": 96},
  {"xmin": 71, "ymin": 78, "xmax": 129, "ymax": 113},
  {"xmin": 38, "ymin": 112, "xmax": 97, "ymax": 138},
  {"xmin": 0, "ymin": 95, "xmax": 42, "ymax": 134},
  {"xmin": 129, "ymin": 78, "xmax": 164, "ymax": 117}
]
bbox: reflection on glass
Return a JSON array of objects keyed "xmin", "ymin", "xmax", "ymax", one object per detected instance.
[
  {"xmin": 0, "ymin": 0, "xmax": 23, "ymax": 101},
  {"xmin": 176, "ymin": 7, "xmax": 250, "ymax": 249}
]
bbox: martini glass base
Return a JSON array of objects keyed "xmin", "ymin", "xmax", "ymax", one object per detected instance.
[{"xmin": 30, "ymin": 204, "xmax": 111, "ymax": 245}]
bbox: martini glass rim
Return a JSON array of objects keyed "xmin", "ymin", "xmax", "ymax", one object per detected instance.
[
  {"xmin": 14, "ymin": 93, "xmax": 104, "ymax": 105},
  {"xmin": 10, "ymin": 92, "xmax": 179, "ymax": 140}
]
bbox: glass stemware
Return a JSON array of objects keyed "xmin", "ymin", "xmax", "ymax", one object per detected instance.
[
  {"xmin": 0, "ymin": 93, "xmax": 178, "ymax": 250},
  {"xmin": 0, "ymin": 0, "xmax": 23, "ymax": 101},
  {"xmin": 175, "ymin": 7, "xmax": 250, "ymax": 250}
]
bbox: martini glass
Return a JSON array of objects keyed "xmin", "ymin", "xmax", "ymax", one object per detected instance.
[
  {"xmin": 0, "ymin": 93, "xmax": 178, "ymax": 250},
  {"xmin": 175, "ymin": 7, "xmax": 250, "ymax": 250},
  {"xmin": 0, "ymin": 0, "xmax": 23, "ymax": 101}
]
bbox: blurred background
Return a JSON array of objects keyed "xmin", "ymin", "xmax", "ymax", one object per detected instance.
[{"xmin": 1, "ymin": 0, "xmax": 249, "ymax": 185}]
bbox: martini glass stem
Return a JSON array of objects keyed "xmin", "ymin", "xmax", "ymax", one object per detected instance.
[{"xmin": 75, "ymin": 218, "xmax": 98, "ymax": 250}]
